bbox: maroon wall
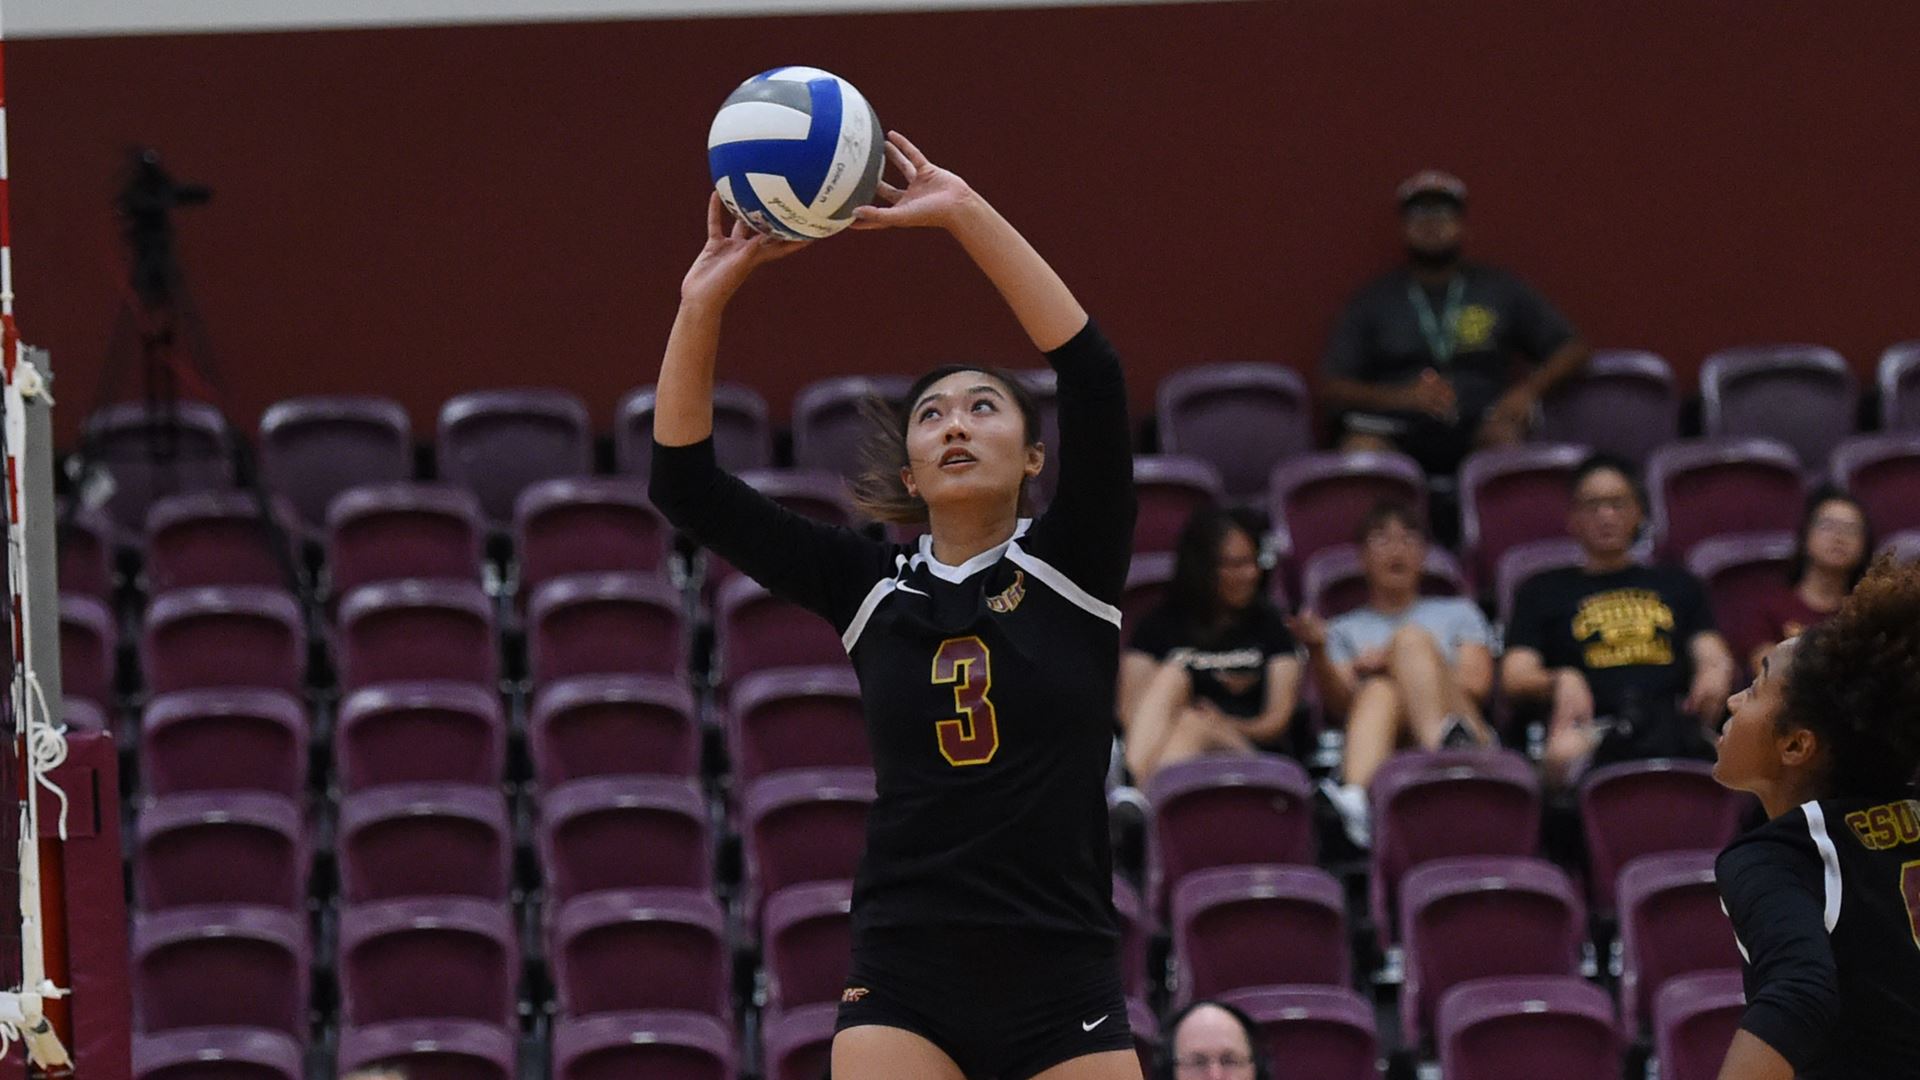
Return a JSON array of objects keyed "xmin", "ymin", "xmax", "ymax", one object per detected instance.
[{"xmin": 12, "ymin": 0, "xmax": 1920, "ymax": 447}]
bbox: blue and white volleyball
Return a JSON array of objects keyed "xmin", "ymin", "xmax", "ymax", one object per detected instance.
[{"xmin": 707, "ymin": 67, "xmax": 885, "ymax": 241}]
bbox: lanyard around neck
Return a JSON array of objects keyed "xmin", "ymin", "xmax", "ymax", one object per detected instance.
[{"xmin": 1407, "ymin": 275, "xmax": 1467, "ymax": 367}]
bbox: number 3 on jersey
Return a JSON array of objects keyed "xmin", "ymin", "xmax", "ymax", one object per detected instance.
[
  {"xmin": 1903, "ymin": 860, "xmax": 1920, "ymax": 950},
  {"xmin": 932, "ymin": 636, "xmax": 1000, "ymax": 766}
]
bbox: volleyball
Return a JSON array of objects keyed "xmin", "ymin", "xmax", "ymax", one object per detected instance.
[{"xmin": 707, "ymin": 66, "xmax": 885, "ymax": 241}]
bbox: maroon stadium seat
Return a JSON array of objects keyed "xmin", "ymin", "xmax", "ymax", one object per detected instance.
[
  {"xmin": 135, "ymin": 792, "xmax": 306, "ymax": 912},
  {"xmin": 531, "ymin": 674, "xmax": 700, "ymax": 787},
  {"xmin": 82, "ymin": 401, "xmax": 234, "ymax": 534},
  {"xmin": 1647, "ymin": 437, "xmax": 1803, "ymax": 560},
  {"xmin": 336, "ymin": 681, "xmax": 506, "ymax": 793},
  {"xmin": 528, "ymin": 572, "xmax": 686, "ymax": 682},
  {"xmin": 337, "ymin": 897, "xmax": 517, "ymax": 1028},
  {"xmin": 1214, "ymin": 985, "xmax": 1379, "ymax": 1080},
  {"xmin": 1131, "ymin": 455, "xmax": 1224, "ymax": 557},
  {"xmin": 539, "ymin": 776, "xmax": 713, "ymax": 902},
  {"xmin": 259, "ymin": 394, "xmax": 414, "ymax": 537},
  {"xmin": 1400, "ymin": 857, "xmax": 1585, "ymax": 1047},
  {"xmin": 141, "ymin": 586, "xmax": 305, "ymax": 697},
  {"xmin": 549, "ymin": 888, "xmax": 729, "ymax": 1017},
  {"xmin": 325, "ymin": 482, "xmax": 486, "ymax": 598},
  {"xmin": 1701, "ymin": 344, "xmax": 1856, "ymax": 470},
  {"xmin": 763, "ymin": 879, "xmax": 854, "ymax": 1012},
  {"xmin": 1268, "ymin": 450, "xmax": 1426, "ymax": 596},
  {"xmin": 1617, "ymin": 850, "xmax": 1744, "ymax": 1037},
  {"xmin": 1146, "ymin": 753, "xmax": 1314, "ymax": 916},
  {"xmin": 337, "ymin": 580, "xmax": 495, "ymax": 692},
  {"xmin": 1831, "ymin": 430, "xmax": 1920, "ymax": 537},
  {"xmin": 725, "ymin": 666, "xmax": 868, "ymax": 786},
  {"xmin": 336, "ymin": 1019, "xmax": 517, "ymax": 1080},
  {"xmin": 1578, "ymin": 758, "xmax": 1749, "ymax": 916},
  {"xmin": 1458, "ymin": 442, "xmax": 1586, "ymax": 588},
  {"xmin": 142, "ymin": 688, "xmax": 307, "ymax": 798},
  {"xmin": 514, "ymin": 477, "xmax": 672, "ymax": 600},
  {"xmin": 1436, "ymin": 975, "xmax": 1619, "ymax": 1080},
  {"xmin": 1538, "ymin": 348, "xmax": 1677, "ymax": 467},
  {"xmin": 1652, "ymin": 969, "xmax": 1746, "ymax": 1080},
  {"xmin": 144, "ymin": 491, "xmax": 298, "ymax": 594},
  {"xmin": 554, "ymin": 1010, "xmax": 736, "ymax": 1080},
  {"xmin": 131, "ymin": 905, "xmax": 308, "ymax": 1036},
  {"xmin": 791, "ymin": 374, "xmax": 914, "ymax": 480},
  {"xmin": 1171, "ymin": 865, "xmax": 1347, "ymax": 1003},
  {"xmin": 1157, "ymin": 363, "xmax": 1312, "ymax": 503},
  {"xmin": 436, "ymin": 388, "xmax": 592, "ymax": 524},
  {"xmin": 337, "ymin": 783, "xmax": 512, "ymax": 903},
  {"xmin": 133, "ymin": 1026, "xmax": 304, "ymax": 1080}
]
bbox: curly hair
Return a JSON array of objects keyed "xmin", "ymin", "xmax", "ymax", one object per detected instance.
[
  {"xmin": 848, "ymin": 364, "xmax": 1041, "ymax": 524},
  {"xmin": 1779, "ymin": 554, "xmax": 1920, "ymax": 796}
]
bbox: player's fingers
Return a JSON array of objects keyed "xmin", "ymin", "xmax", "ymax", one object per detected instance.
[
  {"xmin": 884, "ymin": 141, "xmax": 915, "ymax": 184},
  {"xmin": 707, "ymin": 192, "xmax": 727, "ymax": 239},
  {"xmin": 731, "ymin": 215, "xmax": 754, "ymax": 242},
  {"xmin": 890, "ymin": 130, "xmax": 932, "ymax": 170},
  {"xmin": 874, "ymin": 181, "xmax": 904, "ymax": 204},
  {"xmin": 851, "ymin": 205, "xmax": 898, "ymax": 229}
]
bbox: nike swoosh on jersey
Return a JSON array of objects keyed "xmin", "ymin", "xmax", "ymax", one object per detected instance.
[{"xmin": 1081, "ymin": 1015, "xmax": 1108, "ymax": 1031}]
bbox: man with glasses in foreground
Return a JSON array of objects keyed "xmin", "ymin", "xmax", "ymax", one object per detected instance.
[
  {"xmin": 1320, "ymin": 170, "xmax": 1591, "ymax": 479},
  {"xmin": 1501, "ymin": 453, "xmax": 1738, "ymax": 788}
]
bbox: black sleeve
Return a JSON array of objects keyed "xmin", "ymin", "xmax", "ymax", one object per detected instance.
[
  {"xmin": 649, "ymin": 437, "xmax": 894, "ymax": 632},
  {"xmin": 1503, "ymin": 273, "xmax": 1577, "ymax": 362},
  {"xmin": 1020, "ymin": 320, "xmax": 1136, "ymax": 606},
  {"xmin": 1717, "ymin": 830, "xmax": 1841, "ymax": 1071}
]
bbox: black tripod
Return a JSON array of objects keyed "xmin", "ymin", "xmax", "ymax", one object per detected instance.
[{"xmin": 65, "ymin": 148, "xmax": 312, "ymax": 607}]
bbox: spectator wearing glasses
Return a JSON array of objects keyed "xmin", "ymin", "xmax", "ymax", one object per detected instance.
[
  {"xmin": 1744, "ymin": 487, "xmax": 1874, "ymax": 673},
  {"xmin": 1320, "ymin": 170, "xmax": 1591, "ymax": 477},
  {"xmin": 1156, "ymin": 1000, "xmax": 1270, "ymax": 1080},
  {"xmin": 1502, "ymin": 453, "xmax": 1738, "ymax": 788},
  {"xmin": 1293, "ymin": 500, "xmax": 1495, "ymax": 848}
]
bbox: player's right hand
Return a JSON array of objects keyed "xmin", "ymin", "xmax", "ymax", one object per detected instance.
[{"xmin": 681, "ymin": 193, "xmax": 806, "ymax": 305}]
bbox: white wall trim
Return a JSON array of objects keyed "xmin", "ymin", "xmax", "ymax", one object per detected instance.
[{"xmin": 6, "ymin": 0, "xmax": 1244, "ymax": 41}]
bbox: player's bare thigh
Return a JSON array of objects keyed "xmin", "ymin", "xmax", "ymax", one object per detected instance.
[
  {"xmin": 1030, "ymin": 1048, "xmax": 1145, "ymax": 1080},
  {"xmin": 833, "ymin": 1024, "xmax": 967, "ymax": 1080}
]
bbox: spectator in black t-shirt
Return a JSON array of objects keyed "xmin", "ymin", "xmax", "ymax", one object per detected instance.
[
  {"xmin": 1502, "ymin": 453, "xmax": 1737, "ymax": 787},
  {"xmin": 1322, "ymin": 170, "xmax": 1592, "ymax": 476},
  {"xmin": 1121, "ymin": 507, "xmax": 1301, "ymax": 782}
]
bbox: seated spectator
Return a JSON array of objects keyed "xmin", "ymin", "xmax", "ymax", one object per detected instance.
[
  {"xmin": 1746, "ymin": 486, "xmax": 1873, "ymax": 672},
  {"xmin": 1321, "ymin": 170, "xmax": 1591, "ymax": 477},
  {"xmin": 1293, "ymin": 500, "xmax": 1494, "ymax": 848},
  {"xmin": 1156, "ymin": 999, "xmax": 1271, "ymax": 1080},
  {"xmin": 1121, "ymin": 507, "xmax": 1301, "ymax": 783},
  {"xmin": 1502, "ymin": 453, "xmax": 1737, "ymax": 787}
]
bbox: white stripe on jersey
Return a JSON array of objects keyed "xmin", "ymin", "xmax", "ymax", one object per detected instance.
[
  {"xmin": 1005, "ymin": 544, "xmax": 1121, "ymax": 628},
  {"xmin": 1803, "ymin": 799, "xmax": 1844, "ymax": 932}
]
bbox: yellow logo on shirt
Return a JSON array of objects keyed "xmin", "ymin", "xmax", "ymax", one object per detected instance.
[
  {"xmin": 1570, "ymin": 588, "xmax": 1676, "ymax": 669},
  {"xmin": 986, "ymin": 570, "xmax": 1026, "ymax": 614},
  {"xmin": 1845, "ymin": 800, "xmax": 1920, "ymax": 851},
  {"xmin": 1456, "ymin": 304, "xmax": 1497, "ymax": 349}
]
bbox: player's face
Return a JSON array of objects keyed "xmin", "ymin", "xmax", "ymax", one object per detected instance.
[
  {"xmin": 1170, "ymin": 1003, "xmax": 1257, "ymax": 1078},
  {"xmin": 1714, "ymin": 637, "xmax": 1797, "ymax": 792},
  {"xmin": 902, "ymin": 371, "xmax": 1041, "ymax": 516},
  {"xmin": 1361, "ymin": 519, "xmax": 1426, "ymax": 595},
  {"xmin": 1805, "ymin": 498, "xmax": 1867, "ymax": 576},
  {"xmin": 1569, "ymin": 469, "xmax": 1642, "ymax": 559},
  {"xmin": 1216, "ymin": 527, "xmax": 1262, "ymax": 612}
]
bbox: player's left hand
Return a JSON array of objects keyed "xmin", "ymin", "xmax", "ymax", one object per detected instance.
[
  {"xmin": 681, "ymin": 192, "xmax": 808, "ymax": 305},
  {"xmin": 852, "ymin": 131, "xmax": 979, "ymax": 231}
]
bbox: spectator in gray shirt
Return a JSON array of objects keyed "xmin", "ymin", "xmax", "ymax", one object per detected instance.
[{"xmin": 1291, "ymin": 500, "xmax": 1494, "ymax": 847}]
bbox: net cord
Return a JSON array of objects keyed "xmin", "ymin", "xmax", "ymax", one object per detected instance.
[{"xmin": 0, "ymin": 2, "xmax": 75, "ymax": 1067}]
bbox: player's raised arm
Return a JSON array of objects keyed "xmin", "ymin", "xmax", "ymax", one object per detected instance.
[
  {"xmin": 853, "ymin": 131, "xmax": 1089, "ymax": 352},
  {"xmin": 654, "ymin": 193, "xmax": 805, "ymax": 448}
]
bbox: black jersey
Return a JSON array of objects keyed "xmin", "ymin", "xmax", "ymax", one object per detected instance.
[
  {"xmin": 1716, "ymin": 795, "xmax": 1920, "ymax": 1078},
  {"xmin": 651, "ymin": 320, "xmax": 1135, "ymax": 943}
]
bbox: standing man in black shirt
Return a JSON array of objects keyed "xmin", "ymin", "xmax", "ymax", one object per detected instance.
[
  {"xmin": 1502, "ymin": 453, "xmax": 1736, "ymax": 788},
  {"xmin": 651, "ymin": 132, "xmax": 1141, "ymax": 1080},
  {"xmin": 1711, "ymin": 557, "xmax": 1920, "ymax": 1078},
  {"xmin": 1322, "ymin": 171, "xmax": 1592, "ymax": 476}
]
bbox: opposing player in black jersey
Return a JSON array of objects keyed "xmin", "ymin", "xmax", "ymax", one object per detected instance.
[
  {"xmin": 1711, "ymin": 555, "xmax": 1920, "ymax": 1079},
  {"xmin": 651, "ymin": 131, "xmax": 1141, "ymax": 1080}
]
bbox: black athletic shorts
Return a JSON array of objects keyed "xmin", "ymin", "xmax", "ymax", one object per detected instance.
[{"xmin": 833, "ymin": 925, "xmax": 1134, "ymax": 1079}]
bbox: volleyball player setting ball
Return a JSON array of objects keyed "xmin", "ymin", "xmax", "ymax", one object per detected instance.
[
  {"xmin": 1711, "ymin": 555, "xmax": 1920, "ymax": 1078},
  {"xmin": 653, "ymin": 79, "xmax": 1142, "ymax": 1080}
]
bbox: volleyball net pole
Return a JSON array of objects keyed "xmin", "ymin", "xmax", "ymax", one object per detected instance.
[{"xmin": 0, "ymin": 0, "xmax": 76, "ymax": 1069}]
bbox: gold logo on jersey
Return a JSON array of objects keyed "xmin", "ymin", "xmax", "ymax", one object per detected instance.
[
  {"xmin": 1844, "ymin": 799, "xmax": 1920, "ymax": 851},
  {"xmin": 986, "ymin": 570, "xmax": 1026, "ymax": 614},
  {"xmin": 842, "ymin": 987, "xmax": 871, "ymax": 1003}
]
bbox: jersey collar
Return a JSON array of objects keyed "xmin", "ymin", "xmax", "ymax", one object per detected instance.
[{"xmin": 911, "ymin": 519, "xmax": 1033, "ymax": 584}]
